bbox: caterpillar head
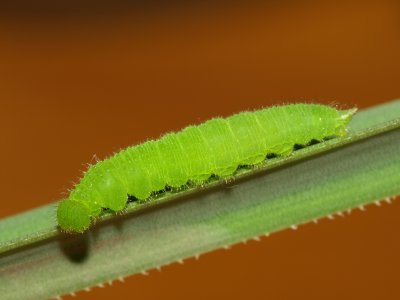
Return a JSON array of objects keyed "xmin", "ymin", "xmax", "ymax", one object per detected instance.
[
  {"xmin": 57, "ymin": 199, "xmax": 91, "ymax": 233},
  {"xmin": 336, "ymin": 108, "xmax": 358, "ymax": 136}
]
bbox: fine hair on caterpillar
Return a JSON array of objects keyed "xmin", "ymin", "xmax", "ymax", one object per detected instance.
[{"xmin": 57, "ymin": 103, "xmax": 357, "ymax": 233}]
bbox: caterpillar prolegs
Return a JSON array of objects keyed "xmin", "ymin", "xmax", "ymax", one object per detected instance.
[{"xmin": 57, "ymin": 104, "xmax": 357, "ymax": 232}]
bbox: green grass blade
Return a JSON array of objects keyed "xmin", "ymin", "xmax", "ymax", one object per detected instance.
[{"xmin": 0, "ymin": 100, "xmax": 399, "ymax": 300}]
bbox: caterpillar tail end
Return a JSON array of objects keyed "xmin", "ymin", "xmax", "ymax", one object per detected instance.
[
  {"xmin": 57, "ymin": 199, "xmax": 91, "ymax": 233},
  {"xmin": 336, "ymin": 107, "xmax": 358, "ymax": 136},
  {"xmin": 339, "ymin": 107, "xmax": 358, "ymax": 122},
  {"xmin": 339, "ymin": 107, "xmax": 358, "ymax": 120}
]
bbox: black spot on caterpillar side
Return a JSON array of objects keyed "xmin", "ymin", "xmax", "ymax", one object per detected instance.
[{"xmin": 57, "ymin": 103, "xmax": 357, "ymax": 232}]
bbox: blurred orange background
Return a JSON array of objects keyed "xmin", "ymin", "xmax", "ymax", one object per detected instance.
[{"xmin": 0, "ymin": 0, "xmax": 399, "ymax": 299}]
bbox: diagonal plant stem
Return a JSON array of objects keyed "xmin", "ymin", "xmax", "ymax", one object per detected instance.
[{"xmin": 0, "ymin": 100, "xmax": 399, "ymax": 300}]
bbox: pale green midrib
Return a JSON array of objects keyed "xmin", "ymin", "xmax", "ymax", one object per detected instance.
[{"xmin": 0, "ymin": 100, "xmax": 399, "ymax": 254}]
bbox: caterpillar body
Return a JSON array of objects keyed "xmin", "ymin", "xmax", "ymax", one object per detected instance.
[{"xmin": 57, "ymin": 104, "xmax": 356, "ymax": 232}]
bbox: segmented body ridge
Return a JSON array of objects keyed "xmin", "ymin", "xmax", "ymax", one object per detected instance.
[{"xmin": 58, "ymin": 103, "xmax": 355, "ymax": 232}]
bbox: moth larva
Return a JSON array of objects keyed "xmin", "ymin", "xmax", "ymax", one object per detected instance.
[{"xmin": 57, "ymin": 103, "xmax": 357, "ymax": 232}]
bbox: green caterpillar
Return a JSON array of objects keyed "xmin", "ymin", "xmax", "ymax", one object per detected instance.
[{"xmin": 57, "ymin": 103, "xmax": 356, "ymax": 232}]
